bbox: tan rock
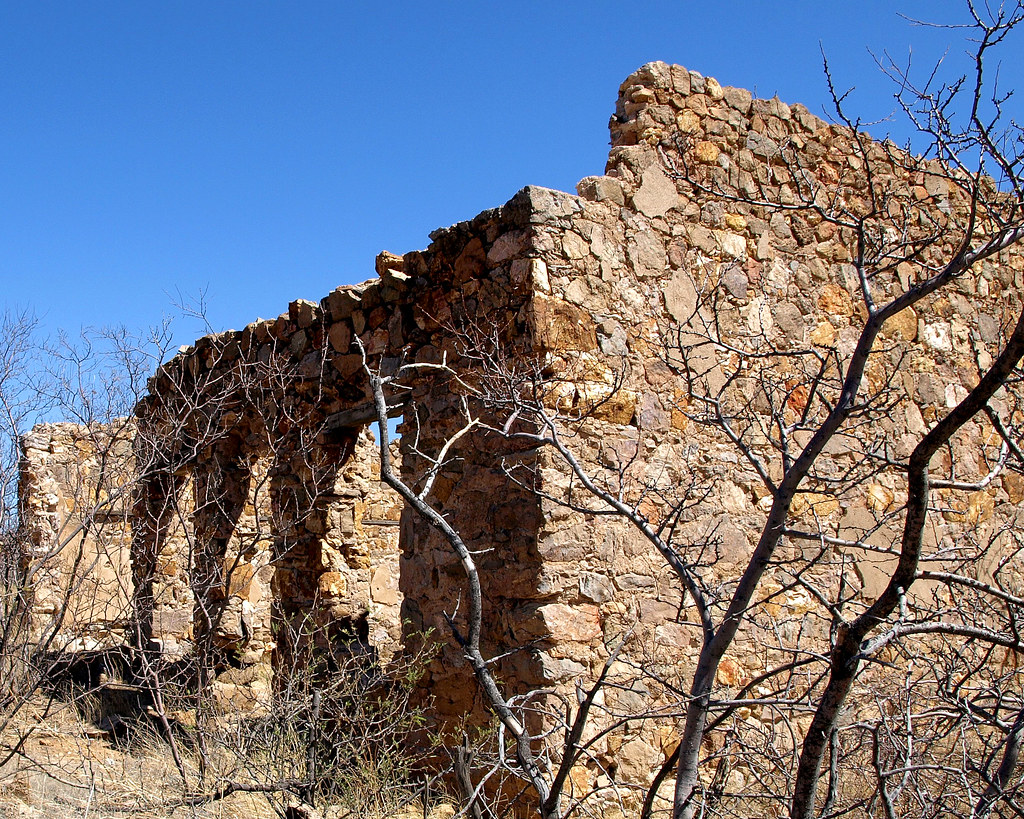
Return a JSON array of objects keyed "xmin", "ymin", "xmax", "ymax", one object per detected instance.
[
  {"xmin": 657, "ymin": 725, "xmax": 681, "ymax": 759},
  {"xmin": 370, "ymin": 565, "xmax": 398, "ymax": 606},
  {"xmin": 670, "ymin": 391, "xmax": 690, "ymax": 431},
  {"xmin": 576, "ymin": 175, "xmax": 625, "ymax": 206},
  {"xmin": 511, "ymin": 257, "xmax": 551, "ymax": 293},
  {"xmin": 716, "ymin": 657, "xmax": 745, "ymax": 687},
  {"xmin": 723, "ymin": 85, "xmax": 753, "ymax": 113},
  {"xmin": 809, "ymin": 320, "xmax": 837, "ymax": 347},
  {"xmin": 538, "ymin": 602, "xmax": 601, "ymax": 642},
  {"xmin": 562, "ymin": 231, "xmax": 590, "ymax": 259},
  {"xmin": 585, "ymin": 387, "xmax": 637, "ymax": 424},
  {"xmin": 866, "ymin": 484, "xmax": 895, "ymax": 512},
  {"xmin": 655, "ymin": 621, "xmax": 690, "ymax": 648},
  {"xmin": 374, "ymin": 250, "xmax": 404, "ymax": 277},
  {"xmin": 227, "ymin": 564, "xmax": 255, "ymax": 596},
  {"xmin": 318, "ymin": 571, "xmax": 347, "ymax": 598},
  {"xmin": 579, "ymin": 573, "xmax": 615, "ymax": 603},
  {"xmin": 663, "ymin": 268, "xmax": 699, "ymax": 323},
  {"xmin": 632, "ymin": 165, "xmax": 679, "ymax": 218},
  {"xmin": 791, "ymin": 494, "xmax": 840, "ymax": 520},
  {"xmin": 486, "ymin": 230, "xmax": 526, "ymax": 264},
  {"xmin": 616, "ymin": 738, "xmax": 661, "ymax": 783},
  {"xmin": 694, "ymin": 140, "xmax": 721, "ymax": 163},
  {"xmin": 568, "ymin": 764, "xmax": 592, "ymax": 794},
  {"xmin": 676, "ymin": 110, "xmax": 701, "ymax": 133},
  {"xmin": 924, "ymin": 173, "xmax": 949, "ymax": 198},
  {"xmin": 529, "ymin": 294, "xmax": 598, "ymax": 352},
  {"xmin": 923, "ymin": 322, "xmax": 952, "ymax": 352},
  {"xmin": 945, "ymin": 491, "xmax": 995, "ymax": 525},
  {"xmin": 720, "ymin": 481, "xmax": 750, "ymax": 514},
  {"xmin": 818, "ymin": 283, "xmax": 854, "ymax": 317},
  {"xmin": 290, "ymin": 299, "xmax": 318, "ymax": 328},
  {"xmin": 626, "ymin": 230, "xmax": 668, "ymax": 277},
  {"xmin": 882, "ymin": 306, "xmax": 918, "ymax": 342},
  {"xmin": 724, "ymin": 212, "xmax": 747, "ymax": 231},
  {"xmin": 1004, "ymin": 472, "xmax": 1024, "ymax": 504},
  {"xmin": 716, "ymin": 231, "xmax": 747, "ymax": 259}
]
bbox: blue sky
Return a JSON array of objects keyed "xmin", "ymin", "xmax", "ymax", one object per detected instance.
[{"xmin": 2, "ymin": 1, "xmax": 1020, "ymax": 346}]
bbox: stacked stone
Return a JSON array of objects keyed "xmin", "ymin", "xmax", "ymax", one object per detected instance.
[
  {"xmin": 18, "ymin": 422, "xmax": 135, "ymax": 650},
  {"xmin": 503, "ymin": 61, "xmax": 1024, "ymax": 794},
  {"xmin": 128, "ymin": 189, "xmax": 554, "ymax": 713}
]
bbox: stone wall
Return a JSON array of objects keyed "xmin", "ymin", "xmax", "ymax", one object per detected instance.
[
  {"xmin": 20, "ymin": 60, "xmax": 1024, "ymax": 806},
  {"xmin": 19, "ymin": 421, "xmax": 135, "ymax": 650},
  {"xmin": 491, "ymin": 61, "xmax": 1024, "ymax": 789}
]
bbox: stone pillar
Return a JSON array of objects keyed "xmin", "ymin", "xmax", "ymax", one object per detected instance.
[{"xmin": 132, "ymin": 468, "xmax": 195, "ymax": 658}]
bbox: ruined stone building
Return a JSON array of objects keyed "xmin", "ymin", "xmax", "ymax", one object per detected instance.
[{"xmin": 20, "ymin": 61, "xmax": 1024, "ymax": 798}]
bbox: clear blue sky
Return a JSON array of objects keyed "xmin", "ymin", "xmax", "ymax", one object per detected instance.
[{"xmin": 2, "ymin": 1, "xmax": 1020, "ymax": 346}]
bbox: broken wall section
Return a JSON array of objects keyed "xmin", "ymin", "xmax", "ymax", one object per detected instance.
[
  {"xmin": 19, "ymin": 59, "xmax": 1024, "ymax": 808},
  {"xmin": 18, "ymin": 422, "xmax": 135, "ymax": 651},
  {"xmin": 131, "ymin": 186, "xmax": 565, "ymax": 719}
]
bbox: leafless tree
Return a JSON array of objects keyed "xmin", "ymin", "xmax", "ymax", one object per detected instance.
[
  {"xmin": 5, "ymin": 6, "xmax": 1024, "ymax": 819},
  {"xmin": 651, "ymin": 6, "xmax": 1024, "ymax": 817},
  {"xmin": 359, "ymin": 342, "xmax": 625, "ymax": 819},
  {"xmin": 362, "ymin": 5, "xmax": 1024, "ymax": 819},
  {"xmin": 0, "ymin": 312, "xmax": 174, "ymax": 804},
  {"xmin": 0, "ymin": 309, "xmax": 48, "ymax": 734},
  {"xmin": 119, "ymin": 320, "xmax": 447, "ymax": 816},
  {"xmin": 0, "ymin": 311, "xmax": 444, "ymax": 817}
]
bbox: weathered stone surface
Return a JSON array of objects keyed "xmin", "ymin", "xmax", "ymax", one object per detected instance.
[
  {"xmin": 883, "ymin": 306, "xmax": 918, "ymax": 342},
  {"xmin": 626, "ymin": 230, "xmax": 668, "ymax": 278},
  {"xmin": 375, "ymin": 250, "xmax": 405, "ymax": 277},
  {"xmin": 577, "ymin": 175, "xmax": 625, "ymax": 206},
  {"xmin": 818, "ymin": 283, "xmax": 853, "ymax": 316},
  {"xmin": 774, "ymin": 301, "xmax": 805, "ymax": 342},
  {"xmin": 538, "ymin": 603, "xmax": 602, "ymax": 642},
  {"xmin": 529, "ymin": 293, "xmax": 598, "ymax": 352},
  {"xmin": 328, "ymin": 322, "xmax": 352, "ymax": 352},
  {"xmin": 664, "ymin": 268, "xmax": 699, "ymax": 323},
  {"xmin": 632, "ymin": 165, "xmax": 679, "ymax": 218},
  {"xmin": 694, "ymin": 141, "xmax": 720, "ymax": 163},
  {"xmin": 579, "ymin": 572, "xmax": 615, "ymax": 603},
  {"xmin": 19, "ymin": 423, "xmax": 136, "ymax": 649},
  {"xmin": 720, "ymin": 265, "xmax": 748, "ymax": 300}
]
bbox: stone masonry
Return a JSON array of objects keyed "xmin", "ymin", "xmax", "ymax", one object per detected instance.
[
  {"xmin": 19, "ymin": 421, "xmax": 135, "ymax": 650},
  {"xmin": 20, "ymin": 61, "xmax": 1024, "ymax": 803}
]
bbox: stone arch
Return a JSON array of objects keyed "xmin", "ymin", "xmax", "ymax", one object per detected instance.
[{"xmin": 269, "ymin": 420, "xmax": 380, "ymax": 668}]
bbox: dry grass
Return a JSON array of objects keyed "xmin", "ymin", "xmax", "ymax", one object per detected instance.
[
  {"xmin": 0, "ymin": 695, "xmax": 457, "ymax": 819},
  {"xmin": 0, "ymin": 698, "xmax": 265, "ymax": 819}
]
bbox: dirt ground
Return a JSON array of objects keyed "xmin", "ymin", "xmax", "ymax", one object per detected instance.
[
  {"xmin": 0, "ymin": 701, "xmax": 266, "ymax": 819},
  {"xmin": 0, "ymin": 698, "xmax": 455, "ymax": 819}
]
